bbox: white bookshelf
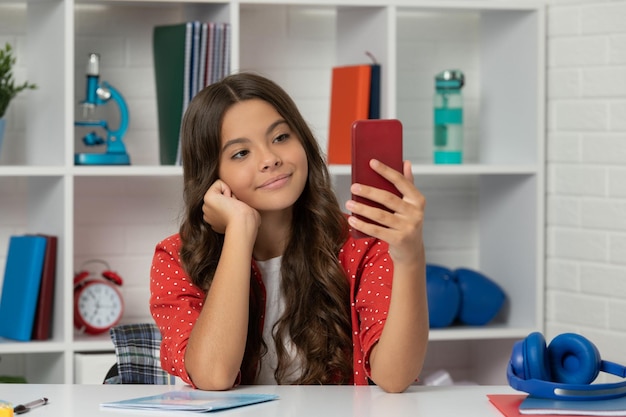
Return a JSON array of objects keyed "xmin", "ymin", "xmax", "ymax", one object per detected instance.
[{"xmin": 0, "ymin": 0, "xmax": 545, "ymax": 384}]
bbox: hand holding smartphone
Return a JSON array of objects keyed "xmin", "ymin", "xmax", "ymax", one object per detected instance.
[{"xmin": 350, "ymin": 119, "xmax": 403, "ymax": 239}]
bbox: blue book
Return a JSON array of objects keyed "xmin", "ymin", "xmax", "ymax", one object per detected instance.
[
  {"xmin": 369, "ymin": 63, "xmax": 381, "ymax": 119},
  {"xmin": 519, "ymin": 395, "xmax": 626, "ymax": 416},
  {"xmin": 101, "ymin": 390, "xmax": 279, "ymax": 412},
  {"xmin": 0, "ymin": 235, "xmax": 47, "ymax": 341}
]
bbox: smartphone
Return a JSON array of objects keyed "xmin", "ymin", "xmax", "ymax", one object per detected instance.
[{"xmin": 350, "ymin": 119, "xmax": 403, "ymax": 239}]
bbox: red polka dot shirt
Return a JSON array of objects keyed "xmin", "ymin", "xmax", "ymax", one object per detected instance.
[{"xmin": 150, "ymin": 232, "xmax": 394, "ymax": 387}]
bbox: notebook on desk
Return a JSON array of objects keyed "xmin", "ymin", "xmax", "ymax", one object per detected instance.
[{"xmin": 100, "ymin": 390, "xmax": 278, "ymax": 412}]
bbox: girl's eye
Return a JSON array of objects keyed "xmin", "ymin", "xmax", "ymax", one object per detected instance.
[
  {"xmin": 232, "ymin": 149, "xmax": 249, "ymax": 160},
  {"xmin": 274, "ymin": 133, "xmax": 289, "ymax": 143}
]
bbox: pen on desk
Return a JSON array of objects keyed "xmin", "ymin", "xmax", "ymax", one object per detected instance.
[{"xmin": 13, "ymin": 398, "xmax": 48, "ymax": 414}]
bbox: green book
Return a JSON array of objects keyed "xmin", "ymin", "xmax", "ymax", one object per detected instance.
[{"xmin": 153, "ymin": 23, "xmax": 190, "ymax": 165}]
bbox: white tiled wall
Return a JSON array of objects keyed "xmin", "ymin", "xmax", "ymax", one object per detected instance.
[{"xmin": 545, "ymin": 0, "xmax": 626, "ymax": 365}]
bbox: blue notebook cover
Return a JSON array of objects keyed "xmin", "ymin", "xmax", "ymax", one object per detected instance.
[
  {"xmin": 100, "ymin": 390, "xmax": 279, "ymax": 412},
  {"xmin": 0, "ymin": 235, "xmax": 47, "ymax": 341},
  {"xmin": 369, "ymin": 63, "xmax": 381, "ymax": 119},
  {"xmin": 519, "ymin": 395, "xmax": 626, "ymax": 416}
]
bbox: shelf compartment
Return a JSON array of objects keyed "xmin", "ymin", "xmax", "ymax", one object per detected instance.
[
  {"xmin": 396, "ymin": 6, "xmax": 544, "ymax": 166},
  {"xmin": 0, "ymin": 1, "xmax": 68, "ymax": 167},
  {"xmin": 0, "ymin": 176, "xmax": 67, "ymax": 352},
  {"xmin": 423, "ymin": 338, "xmax": 517, "ymax": 385},
  {"xmin": 73, "ymin": 1, "xmax": 232, "ymax": 167},
  {"xmin": 333, "ymin": 172, "xmax": 543, "ymax": 333},
  {"xmin": 0, "ymin": 351, "xmax": 65, "ymax": 383},
  {"xmin": 72, "ymin": 175, "xmax": 182, "ymax": 342}
]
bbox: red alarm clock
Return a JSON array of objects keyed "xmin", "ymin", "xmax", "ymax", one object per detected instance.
[{"xmin": 73, "ymin": 260, "xmax": 124, "ymax": 335}]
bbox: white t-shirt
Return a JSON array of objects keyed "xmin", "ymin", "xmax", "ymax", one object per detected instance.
[{"xmin": 254, "ymin": 256, "xmax": 301, "ymax": 384}]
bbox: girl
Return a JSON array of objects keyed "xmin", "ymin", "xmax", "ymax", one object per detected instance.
[{"xmin": 150, "ymin": 72, "xmax": 428, "ymax": 393}]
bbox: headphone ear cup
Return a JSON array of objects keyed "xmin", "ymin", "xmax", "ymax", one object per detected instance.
[
  {"xmin": 510, "ymin": 339, "xmax": 527, "ymax": 379},
  {"xmin": 524, "ymin": 332, "xmax": 552, "ymax": 381},
  {"xmin": 547, "ymin": 333, "xmax": 601, "ymax": 385}
]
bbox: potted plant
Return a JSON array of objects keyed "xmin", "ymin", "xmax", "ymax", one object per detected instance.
[{"xmin": 0, "ymin": 42, "xmax": 37, "ymax": 152}]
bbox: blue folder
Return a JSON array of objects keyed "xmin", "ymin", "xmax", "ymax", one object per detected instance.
[{"xmin": 0, "ymin": 235, "xmax": 47, "ymax": 341}]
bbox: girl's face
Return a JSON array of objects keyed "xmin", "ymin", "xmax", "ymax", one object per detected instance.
[{"xmin": 218, "ymin": 99, "xmax": 308, "ymax": 213}]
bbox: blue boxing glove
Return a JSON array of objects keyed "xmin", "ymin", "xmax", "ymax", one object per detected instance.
[
  {"xmin": 426, "ymin": 264, "xmax": 461, "ymax": 328},
  {"xmin": 453, "ymin": 268, "xmax": 506, "ymax": 326}
]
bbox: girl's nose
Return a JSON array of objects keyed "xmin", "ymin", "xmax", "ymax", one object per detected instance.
[{"xmin": 260, "ymin": 152, "xmax": 282, "ymax": 171}]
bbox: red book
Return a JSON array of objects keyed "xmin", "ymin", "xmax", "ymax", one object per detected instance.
[
  {"xmin": 327, "ymin": 64, "xmax": 371, "ymax": 165},
  {"xmin": 487, "ymin": 395, "xmax": 580, "ymax": 417},
  {"xmin": 32, "ymin": 234, "xmax": 57, "ymax": 340}
]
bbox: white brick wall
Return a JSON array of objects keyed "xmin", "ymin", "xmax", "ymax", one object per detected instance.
[{"xmin": 546, "ymin": 0, "xmax": 626, "ymax": 369}]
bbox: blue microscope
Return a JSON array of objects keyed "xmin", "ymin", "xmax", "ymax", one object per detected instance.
[{"xmin": 75, "ymin": 53, "xmax": 131, "ymax": 165}]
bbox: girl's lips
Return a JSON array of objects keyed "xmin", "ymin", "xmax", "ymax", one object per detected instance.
[{"xmin": 258, "ymin": 173, "xmax": 291, "ymax": 190}]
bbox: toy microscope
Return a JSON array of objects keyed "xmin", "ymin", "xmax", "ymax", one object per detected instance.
[{"xmin": 75, "ymin": 53, "xmax": 131, "ymax": 165}]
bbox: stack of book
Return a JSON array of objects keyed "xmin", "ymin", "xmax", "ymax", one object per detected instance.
[
  {"xmin": 0, "ymin": 234, "xmax": 57, "ymax": 341},
  {"xmin": 153, "ymin": 21, "xmax": 232, "ymax": 166},
  {"xmin": 488, "ymin": 394, "xmax": 626, "ymax": 416}
]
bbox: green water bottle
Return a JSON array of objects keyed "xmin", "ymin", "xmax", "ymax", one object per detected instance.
[{"xmin": 434, "ymin": 70, "xmax": 464, "ymax": 164}]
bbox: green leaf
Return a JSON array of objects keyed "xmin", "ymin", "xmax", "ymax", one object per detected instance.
[{"xmin": 0, "ymin": 42, "xmax": 37, "ymax": 118}]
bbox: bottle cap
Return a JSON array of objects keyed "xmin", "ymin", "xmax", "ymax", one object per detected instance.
[{"xmin": 435, "ymin": 70, "xmax": 465, "ymax": 89}]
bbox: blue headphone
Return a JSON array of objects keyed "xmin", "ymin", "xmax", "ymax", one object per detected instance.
[{"xmin": 508, "ymin": 332, "xmax": 626, "ymax": 400}]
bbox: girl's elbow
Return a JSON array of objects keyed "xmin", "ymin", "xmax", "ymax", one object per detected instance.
[
  {"xmin": 195, "ymin": 379, "xmax": 236, "ymax": 391},
  {"xmin": 370, "ymin": 363, "xmax": 420, "ymax": 393},
  {"xmin": 188, "ymin": 368, "xmax": 238, "ymax": 391},
  {"xmin": 373, "ymin": 376, "xmax": 414, "ymax": 393}
]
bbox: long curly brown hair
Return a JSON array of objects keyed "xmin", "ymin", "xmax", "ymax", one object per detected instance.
[{"xmin": 178, "ymin": 72, "xmax": 353, "ymax": 385}]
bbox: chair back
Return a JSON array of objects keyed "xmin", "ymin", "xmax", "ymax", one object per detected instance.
[{"xmin": 109, "ymin": 322, "xmax": 175, "ymax": 384}]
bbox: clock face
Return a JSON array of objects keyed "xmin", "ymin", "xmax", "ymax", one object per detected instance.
[{"xmin": 77, "ymin": 282, "xmax": 123, "ymax": 330}]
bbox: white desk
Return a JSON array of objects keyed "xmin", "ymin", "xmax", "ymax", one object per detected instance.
[{"xmin": 0, "ymin": 384, "xmax": 518, "ymax": 416}]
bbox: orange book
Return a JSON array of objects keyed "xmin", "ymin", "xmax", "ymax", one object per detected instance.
[{"xmin": 327, "ymin": 65, "xmax": 372, "ymax": 165}]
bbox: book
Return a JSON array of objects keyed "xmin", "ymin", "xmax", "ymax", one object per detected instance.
[
  {"xmin": 31, "ymin": 234, "xmax": 57, "ymax": 340},
  {"xmin": 327, "ymin": 64, "xmax": 372, "ymax": 165},
  {"xmin": 519, "ymin": 395, "xmax": 626, "ymax": 416},
  {"xmin": 154, "ymin": 21, "xmax": 232, "ymax": 166},
  {"xmin": 153, "ymin": 23, "xmax": 188, "ymax": 166},
  {"xmin": 191, "ymin": 21, "xmax": 202, "ymax": 99},
  {"xmin": 199, "ymin": 22, "xmax": 208, "ymax": 93},
  {"xmin": 368, "ymin": 63, "xmax": 381, "ymax": 119},
  {"xmin": 100, "ymin": 390, "xmax": 279, "ymax": 412},
  {"xmin": 488, "ymin": 395, "xmax": 595, "ymax": 417},
  {"xmin": 0, "ymin": 235, "xmax": 47, "ymax": 341},
  {"xmin": 175, "ymin": 21, "xmax": 194, "ymax": 166}
]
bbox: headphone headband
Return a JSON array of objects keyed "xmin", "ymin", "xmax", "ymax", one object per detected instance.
[
  {"xmin": 602, "ymin": 360, "xmax": 626, "ymax": 379},
  {"xmin": 507, "ymin": 363, "xmax": 626, "ymax": 400}
]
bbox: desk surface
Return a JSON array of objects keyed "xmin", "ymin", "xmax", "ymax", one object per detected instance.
[{"xmin": 0, "ymin": 384, "xmax": 518, "ymax": 416}]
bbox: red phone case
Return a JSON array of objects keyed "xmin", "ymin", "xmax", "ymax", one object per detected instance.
[{"xmin": 350, "ymin": 119, "xmax": 403, "ymax": 239}]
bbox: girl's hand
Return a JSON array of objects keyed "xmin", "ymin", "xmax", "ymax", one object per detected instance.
[
  {"xmin": 346, "ymin": 159, "xmax": 425, "ymax": 263},
  {"xmin": 202, "ymin": 180, "xmax": 261, "ymax": 235}
]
